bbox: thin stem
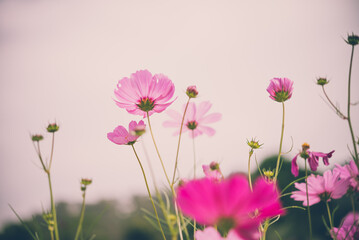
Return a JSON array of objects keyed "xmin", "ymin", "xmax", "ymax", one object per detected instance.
[
  {"xmin": 347, "ymin": 45, "xmax": 359, "ymax": 166},
  {"xmin": 35, "ymin": 142, "xmax": 47, "ymax": 171},
  {"xmin": 321, "ymin": 86, "xmax": 347, "ymax": 119},
  {"xmin": 131, "ymin": 145, "xmax": 167, "ymax": 240},
  {"xmin": 146, "ymin": 112, "xmax": 171, "ymax": 187},
  {"xmin": 49, "ymin": 133, "xmax": 55, "ymax": 170},
  {"xmin": 47, "ymin": 173, "xmax": 60, "ymax": 240},
  {"xmin": 351, "ymin": 195, "xmax": 356, "ymax": 221},
  {"xmin": 172, "ymin": 98, "xmax": 191, "ymax": 185},
  {"xmin": 74, "ymin": 191, "xmax": 87, "ymax": 240},
  {"xmin": 325, "ymin": 201, "xmax": 333, "ymax": 229},
  {"xmin": 261, "ymin": 220, "xmax": 269, "ymax": 240},
  {"xmin": 305, "ymin": 161, "xmax": 313, "ymax": 240},
  {"xmin": 274, "ymin": 102, "xmax": 285, "ymax": 183},
  {"xmin": 50, "ymin": 231, "xmax": 54, "ymax": 240},
  {"xmin": 192, "ymin": 131, "xmax": 196, "ymax": 239},
  {"xmin": 248, "ymin": 150, "xmax": 253, "ymax": 191}
]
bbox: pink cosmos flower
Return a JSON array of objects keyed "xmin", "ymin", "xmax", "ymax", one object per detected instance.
[
  {"xmin": 176, "ymin": 174, "xmax": 284, "ymax": 240},
  {"xmin": 291, "ymin": 143, "xmax": 334, "ymax": 177},
  {"xmin": 163, "ymin": 101, "xmax": 222, "ymax": 138},
  {"xmin": 267, "ymin": 77, "xmax": 293, "ymax": 102},
  {"xmin": 291, "ymin": 169, "xmax": 350, "ymax": 206},
  {"xmin": 202, "ymin": 161, "xmax": 223, "ymax": 182},
  {"xmin": 107, "ymin": 120, "xmax": 145, "ymax": 145},
  {"xmin": 331, "ymin": 212, "xmax": 359, "ymax": 240},
  {"xmin": 114, "ymin": 70, "xmax": 176, "ymax": 118},
  {"xmin": 195, "ymin": 227, "xmax": 243, "ymax": 240},
  {"xmin": 334, "ymin": 160, "xmax": 359, "ymax": 191}
]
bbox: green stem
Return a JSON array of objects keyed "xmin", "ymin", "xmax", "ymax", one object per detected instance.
[
  {"xmin": 47, "ymin": 172, "xmax": 60, "ymax": 240},
  {"xmin": 50, "ymin": 231, "xmax": 54, "ymax": 240},
  {"xmin": 49, "ymin": 133, "xmax": 55, "ymax": 170},
  {"xmin": 131, "ymin": 145, "xmax": 167, "ymax": 240},
  {"xmin": 74, "ymin": 191, "xmax": 86, "ymax": 240},
  {"xmin": 274, "ymin": 102, "xmax": 285, "ymax": 183},
  {"xmin": 351, "ymin": 195, "xmax": 356, "ymax": 221},
  {"xmin": 35, "ymin": 142, "xmax": 47, "ymax": 171},
  {"xmin": 261, "ymin": 220, "xmax": 269, "ymax": 240},
  {"xmin": 321, "ymin": 86, "xmax": 347, "ymax": 119},
  {"xmin": 248, "ymin": 150, "xmax": 253, "ymax": 191},
  {"xmin": 347, "ymin": 45, "xmax": 359, "ymax": 166},
  {"xmin": 325, "ymin": 201, "xmax": 333, "ymax": 230},
  {"xmin": 146, "ymin": 112, "xmax": 172, "ymax": 187},
  {"xmin": 305, "ymin": 161, "xmax": 313, "ymax": 240},
  {"xmin": 172, "ymin": 98, "xmax": 191, "ymax": 185}
]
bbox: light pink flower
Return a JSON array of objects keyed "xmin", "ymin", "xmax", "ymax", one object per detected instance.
[
  {"xmin": 195, "ymin": 227, "xmax": 243, "ymax": 240},
  {"xmin": 202, "ymin": 161, "xmax": 223, "ymax": 182},
  {"xmin": 331, "ymin": 212, "xmax": 359, "ymax": 240},
  {"xmin": 267, "ymin": 77, "xmax": 293, "ymax": 102},
  {"xmin": 291, "ymin": 148, "xmax": 334, "ymax": 177},
  {"xmin": 176, "ymin": 174, "xmax": 284, "ymax": 240},
  {"xmin": 107, "ymin": 120, "xmax": 145, "ymax": 145},
  {"xmin": 114, "ymin": 70, "xmax": 176, "ymax": 118},
  {"xmin": 163, "ymin": 101, "xmax": 221, "ymax": 138},
  {"xmin": 334, "ymin": 160, "xmax": 359, "ymax": 191},
  {"xmin": 291, "ymin": 169, "xmax": 350, "ymax": 206}
]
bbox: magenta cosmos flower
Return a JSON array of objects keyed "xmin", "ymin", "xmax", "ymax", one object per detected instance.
[
  {"xmin": 267, "ymin": 77, "xmax": 293, "ymax": 102},
  {"xmin": 334, "ymin": 160, "xmax": 359, "ymax": 191},
  {"xmin": 291, "ymin": 169, "xmax": 350, "ymax": 206},
  {"xmin": 107, "ymin": 120, "xmax": 145, "ymax": 145},
  {"xmin": 202, "ymin": 161, "xmax": 223, "ymax": 182},
  {"xmin": 195, "ymin": 227, "xmax": 243, "ymax": 240},
  {"xmin": 291, "ymin": 143, "xmax": 334, "ymax": 177},
  {"xmin": 176, "ymin": 174, "xmax": 284, "ymax": 240},
  {"xmin": 163, "ymin": 101, "xmax": 221, "ymax": 138},
  {"xmin": 114, "ymin": 70, "xmax": 176, "ymax": 118},
  {"xmin": 331, "ymin": 212, "xmax": 359, "ymax": 240}
]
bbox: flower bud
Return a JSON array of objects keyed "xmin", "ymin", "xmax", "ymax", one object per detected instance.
[
  {"xmin": 47, "ymin": 123, "xmax": 59, "ymax": 133},
  {"xmin": 31, "ymin": 134, "xmax": 44, "ymax": 142},
  {"xmin": 130, "ymin": 125, "xmax": 146, "ymax": 136},
  {"xmin": 81, "ymin": 178, "xmax": 92, "ymax": 186},
  {"xmin": 300, "ymin": 143, "xmax": 310, "ymax": 159},
  {"xmin": 247, "ymin": 138, "xmax": 263, "ymax": 149},
  {"xmin": 346, "ymin": 33, "xmax": 359, "ymax": 46},
  {"xmin": 186, "ymin": 85, "xmax": 198, "ymax": 98},
  {"xmin": 316, "ymin": 77, "xmax": 328, "ymax": 86}
]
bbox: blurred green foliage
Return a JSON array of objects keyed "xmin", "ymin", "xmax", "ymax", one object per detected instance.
[{"xmin": 1, "ymin": 156, "xmax": 357, "ymax": 240}]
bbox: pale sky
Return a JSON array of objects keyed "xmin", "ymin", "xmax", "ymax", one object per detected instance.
[{"xmin": 1, "ymin": 0, "xmax": 358, "ymax": 227}]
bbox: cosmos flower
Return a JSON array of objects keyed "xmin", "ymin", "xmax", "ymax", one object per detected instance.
[
  {"xmin": 291, "ymin": 143, "xmax": 334, "ymax": 177},
  {"xmin": 195, "ymin": 227, "xmax": 243, "ymax": 240},
  {"xmin": 334, "ymin": 160, "xmax": 359, "ymax": 191},
  {"xmin": 202, "ymin": 161, "xmax": 223, "ymax": 182},
  {"xmin": 107, "ymin": 120, "xmax": 145, "ymax": 145},
  {"xmin": 114, "ymin": 70, "xmax": 176, "ymax": 118},
  {"xmin": 163, "ymin": 101, "xmax": 221, "ymax": 138},
  {"xmin": 176, "ymin": 174, "xmax": 284, "ymax": 240},
  {"xmin": 331, "ymin": 212, "xmax": 359, "ymax": 240},
  {"xmin": 266, "ymin": 77, "xmax": 293, "ymax": 102},
  {"xmin": 291, "ymin": 169, "xmax": 350, "ymax": 206}
]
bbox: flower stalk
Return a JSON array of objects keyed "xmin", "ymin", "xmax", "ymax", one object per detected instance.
[
  {"xmin": 274, "ymin": 102, "xmax": 285, "ymax": 183},
  {"xmin": 304, "ymin": 161, "xmax": 313, "ymax": 240}
]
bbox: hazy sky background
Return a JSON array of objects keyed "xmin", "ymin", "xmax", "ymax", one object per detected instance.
[{"xmin": 1, "ymin": 0, "xmax": 358, "ymax": 227}]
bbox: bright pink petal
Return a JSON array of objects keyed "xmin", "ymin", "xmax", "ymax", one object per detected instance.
[
  {"xmin": 195, "ymin": 227, "xmax": 223, "ymax": 240},
  {"xmin": 291, "ymin": 154, "xmax": 299, "ymax": 177}
]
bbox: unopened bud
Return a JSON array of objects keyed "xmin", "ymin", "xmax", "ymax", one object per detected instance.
[
  {"xmin": 31, "ymin": 134, "xmax": 44, "ymax": 142},
  {"xmin": 47, "ymin": 123, "xmax": 59, "ymax": 133},
  {"xmin": 300, "ymin": 143, "xmax": 310, "ymax": 159},
  {"xmin": 316, "ymin": 77, "xmax": 328, "ymax": 86},
  {"xmin": 346, "ymin": 33, "xmax": 359, "ymax": 46},
  {"xmin": 130, "ymin": 125, "xmax": 146, "ymax": 136},
  {"xmin": 81, "ymin": 178, "xmax": 92, "ymax": 186},
  {"xmin": 247, "ymin": 138, "xmax": 263, "ymax": 149},
  {"xmin": 186, "ymin": 85, "xmax": 198, "ymax": 98}
]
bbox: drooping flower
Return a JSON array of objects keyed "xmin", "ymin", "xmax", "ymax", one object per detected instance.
[
  {"xmin": 163, "ymin": 101, "xmax": 221, "ymax": 138},
  {"xmin": 291, "ymin": 143, "xmax": 334, "ymax": 177},
  {"xmin": 267, "ymin": 77, "xmax": 293, "ymax": 102},
  {"xmin": 195, "ymin": 227, "xmax": 243, "ymax": 240},
  {"xmin": 202, "ymin": 161, "xmax": 223, "ymax": 182},
  {"xmin": 334, "ymin": 160, "xmax": 359, "ymax": 191},
  {"xmin": 291, "ymin": 169, "xmax": 350, "ymax": 206},
  {"xmin": 107, "ymin": 120, "xmax": 145, "ymax": 145},
  {"xmin": 331, "ymin": 212, "xmax": 359, "ymax": 240},
  {"xmin": 176, "ymin": 174, "xmax": 284, "ymax": 240},
  {"xmin": 114, "ymin": 70, "xmax": 176, "ymax": 118}
]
